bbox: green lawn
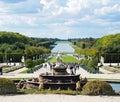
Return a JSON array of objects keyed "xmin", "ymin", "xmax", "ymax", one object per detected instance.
[
  {"xmin": 46, "ymin": 56, "xmax": 57, "ymax": 63},
  {"xmin": 18, "ymin": 89, "xmax": 81, "ymax": 95},
  {"xmin": 20, "ymin": 69, "xmax": 28, "ymax": 73},
  {"xmin": 47, "ymin": 55, "xmax": 79, "ymax": 63},
  {"xmin": 10, "ymin": 78, "xmax": 30, "ymax": 81},
  {"xmin": 62, "ymin": 56, "xmax": 79, "ymax": 63}
]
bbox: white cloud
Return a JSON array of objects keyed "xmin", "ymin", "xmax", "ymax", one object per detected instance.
[
  {"xmin": 40, "ymin": 0, "xmax": 59, "ymax": 16},
  {"xmin": 0, "ymin": 1, "xmax": 10, "ymax": 13},
  {"xmin": 0, "ymin": 15, "xmax": 18, "ymax": 26},
  {"xmin": 79, "ymin": 15, "xmax": 92, "ymax": 21},
  {"xmin": 63, "ymin": 0, "xmax": 88, "ymax": 14},
  {"xmin": 20, "ymin": 16, "xmax": 38, "ymax": 26},
  {"xmin": 40, "ymin": 0, "xmax": 56, "ymax": 10},
  {"xmin": 94, "ymin": 4, "xmax": 120, "ymax": 15},
  {"xmin": 0, "ymin": 7, "xmax": 9, "ymax": 13},
  {"xmin": 0, "ymin": 14, "xmax": 38, "ymax": 27},
  {"xmin": 0, "ymin": 0, "xmax": 120, "ymax": 39},
  {"xmin": 102, "ymin": 0, "xmax": 110, "ymax": 5},
  {"xmin": 108, "ymin": 29, "xmax": 120, "ymax": 35},
  {"xmin": 93, "ymin": 0, "xmax": 110, "ymax": 5},
  {"xmin": 52, "ymin": 0, "xmax": 89, "ymax": 16},
  {"xmin": 64, "ymin": 19, "xmax": 77, "ymax": 26}
]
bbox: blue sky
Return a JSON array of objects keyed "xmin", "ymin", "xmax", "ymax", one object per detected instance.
[{"xmin": 0, "ymin": 0, "xmax": 120, "ymax": 39}]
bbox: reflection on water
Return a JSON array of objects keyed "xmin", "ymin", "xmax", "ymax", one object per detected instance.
[
  {"xmin": 110, "ymin": 83, "xmax": 120, "ymax": 92},
  {"xmin": 52, "ymin": 43, "xmax": 74, "ymax": 53}
]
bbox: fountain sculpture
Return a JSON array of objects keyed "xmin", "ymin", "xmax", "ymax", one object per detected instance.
[
  {"xmin": 17, "ymin": 54, "xmax": 87, "ymax": 90},
  {"xmin": 39, "ymin": 54, "xmax": 82, "ymax": 90}
]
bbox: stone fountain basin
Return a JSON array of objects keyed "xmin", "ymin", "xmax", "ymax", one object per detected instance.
[{"xmin": 39, "ymin": 74, "xmax": 80, "ymax": 82}]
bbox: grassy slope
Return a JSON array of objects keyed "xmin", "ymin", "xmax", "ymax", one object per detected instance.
[
  {"xmin": 46, "ymin": 56, "xmax": 57, "ymax": 63},
  {"xmin": 62, "ymin": 55, "xmax": 79, "ymax": 63},
  {"xmin": 47, "ymin": 55, "xmax": 79, "ymax": 63}
]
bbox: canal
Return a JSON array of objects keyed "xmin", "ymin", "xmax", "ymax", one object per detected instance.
[
  {"xmin": 110, "ymin": 83, "xmax": 120, "ymax": 92},
  {"xmin": 51, "ymin": 41, "xmax": 74, "ymax": 53}
]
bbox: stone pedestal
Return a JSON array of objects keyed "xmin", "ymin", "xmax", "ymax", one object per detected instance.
[{"xmin": 53, "ymin": 64, "xmax": 68, "ymax": 75}]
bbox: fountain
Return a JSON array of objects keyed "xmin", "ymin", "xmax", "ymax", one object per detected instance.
[
  {"xmin": 39, "ymin": 54, "xmax": 82, "ymax": 90},
  {"xmin": 16, "ymin": 54, "xmax": 87, "ymax": 90}
]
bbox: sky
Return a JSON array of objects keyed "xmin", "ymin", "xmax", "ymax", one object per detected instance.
[{"xmin": 0, "ymin": 0, "xmax": 120, "ymax": 39}]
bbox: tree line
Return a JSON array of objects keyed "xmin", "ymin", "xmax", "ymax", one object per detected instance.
[
  {"xmin": 0, "ymin": 31, "xmax": 52, "ymax": 63},
  {"xmin": 73, "ymin": 33, "xmax": 120, "ymax": 63}
]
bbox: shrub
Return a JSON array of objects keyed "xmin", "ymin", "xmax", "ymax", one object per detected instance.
[
  {"xmin": 80, "ymin": 59, "xmax": 99, "ymax": 73},
  {"xmin": 25, "ymin": 59, "xmax": 35, "ymax": 68},
  {"xmin": 27, "ymin": 64, "xmax": 43, "ymax": 73},
  {"xmin": 87, "ymin": 60, "xmax": 94, "ymax": 68},
  {"xmin": 26, "ymin": 58, "xmax": 44, "ymax": 73},
  {"xmin": 80, "ymin": 59, "xmax": 88, "ymax": 66},
  {"xmin": 34, "ymin": 58, "xmax": 44, "ymax": 65},
  {"xmin": 82, "ymin": 80, "xmax": 115, "ymax": 95},
  {"xmin": 87, "ymin": 61, "xmax": 95, "ymax": 73},
  {"xmin": 27, "ymin": 68, "xmax": 34, "ymax": 73},
  {"xmin": 0, "ymin": 78, "xmax": 17, "ymax": 94}
]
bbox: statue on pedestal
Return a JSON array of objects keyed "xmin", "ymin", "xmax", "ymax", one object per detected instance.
[
  {"xmin": 56, "ymin": 53, "xmax": 62, "ymax": 64},
  {"xmin": 100, "ymin": 56, "xmax": 104, "ymax": 66}
]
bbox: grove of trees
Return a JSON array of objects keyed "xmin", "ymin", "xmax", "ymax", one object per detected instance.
[
  {"xmin": 94, "ymin": 33, "xmax": 120, "ymax": 63},
  {"xmin": 0, "ymin": 31, "xmax": 52, "ymax": 64},
  {"xmin": 73, "ymin": 33, "xmax": 120, "ymax": 63},
  {"xmin": 1, "ymin": 31, "xmax": 120, "ymax": 70}
]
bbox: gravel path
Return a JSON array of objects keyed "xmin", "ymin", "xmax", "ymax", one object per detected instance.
[
  {"xmin": 9, "ymin": 67, "xmax": 28, "ymax": 74},
  {"xmin": 0, "ymin": 94, "xmax": 120, "ymax": 102}
]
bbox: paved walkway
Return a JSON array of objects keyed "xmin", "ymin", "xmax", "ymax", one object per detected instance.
[
  {"xmin": 9, "ymin": 67, "xmax": 28, "ymax": 74},
  {"xmin": 79, "ymin": 66, "xmax": 120, "ymax": 79},
  {"xmin": 0, "ymin": 94, "xmax": 120, "ymax": 102},
  {"xmin": 1, "ymin": 64, "xmax": 120, "ymax": 80},
  {"xmin": 99, "ymin": 67, "xmax": 113, "ymax": 74}
]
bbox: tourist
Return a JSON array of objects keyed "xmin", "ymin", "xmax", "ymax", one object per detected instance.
[
  {"xmin": 70, "ymin": 68, "xmax": 74, "ymax": 75},
  {"xmin": 0, "ymin": 66, "xmax": 2, "ymax": 75},
  {"xmin": 73, "ymin": 67, "xmax": 77, "ymax": 75},
  {"xmin": 66, "ymin": 68, "xmax": 70, "ymax": 75}
]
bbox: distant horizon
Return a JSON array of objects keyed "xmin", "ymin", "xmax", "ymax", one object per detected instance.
[
  {"xmin": 0, "ymin": 30, "xmax": 118, "ymax": 40},
  {"xmin": 0, "ymin": 0, "xmax": 120, "ymax": 39}
]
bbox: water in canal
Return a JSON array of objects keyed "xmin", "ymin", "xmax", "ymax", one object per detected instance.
[
  {"xmin": 110, "ymin": 83, "xmax": 120, "ymax": 92},
  {"xmin": 51, "ymin": 42, "xmax": 74, "ymax": 53}
]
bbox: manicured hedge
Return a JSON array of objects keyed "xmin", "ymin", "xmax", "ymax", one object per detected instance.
[
  {"xmin": 0, "ymin": 78, "xmax": 17, "ymax": 94},
  {"xmin": 82, "ymin": 80, "xmax": 115, "ymax": 95},
  {"xmin": 27, "ymin": 64, "xmax": 43, "ymax": 73},
  {"xmin": 25, "ymin": 58, "xmax": 44, "ymax": 69},
  {"xmin": 80, "ymin": 59, "xmax": 99, "ymax": 73}
]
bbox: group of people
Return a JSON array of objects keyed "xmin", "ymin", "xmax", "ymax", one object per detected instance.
[
  {"xmin": 43, "ymin": 62, "xmax": 80, "ymax": 75},
  {"xmin": 66, "ymin": 63, "xmax": 80, "ymax": 75}
]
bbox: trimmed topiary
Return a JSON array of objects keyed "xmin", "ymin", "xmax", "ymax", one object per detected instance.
[
  {"xmin": 0, "ymin": 78, "xmax": 17, "ymax": 94},
  {"xmin": 82, "ymin": 80, "xmax": 115, "ymax": 95}
]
